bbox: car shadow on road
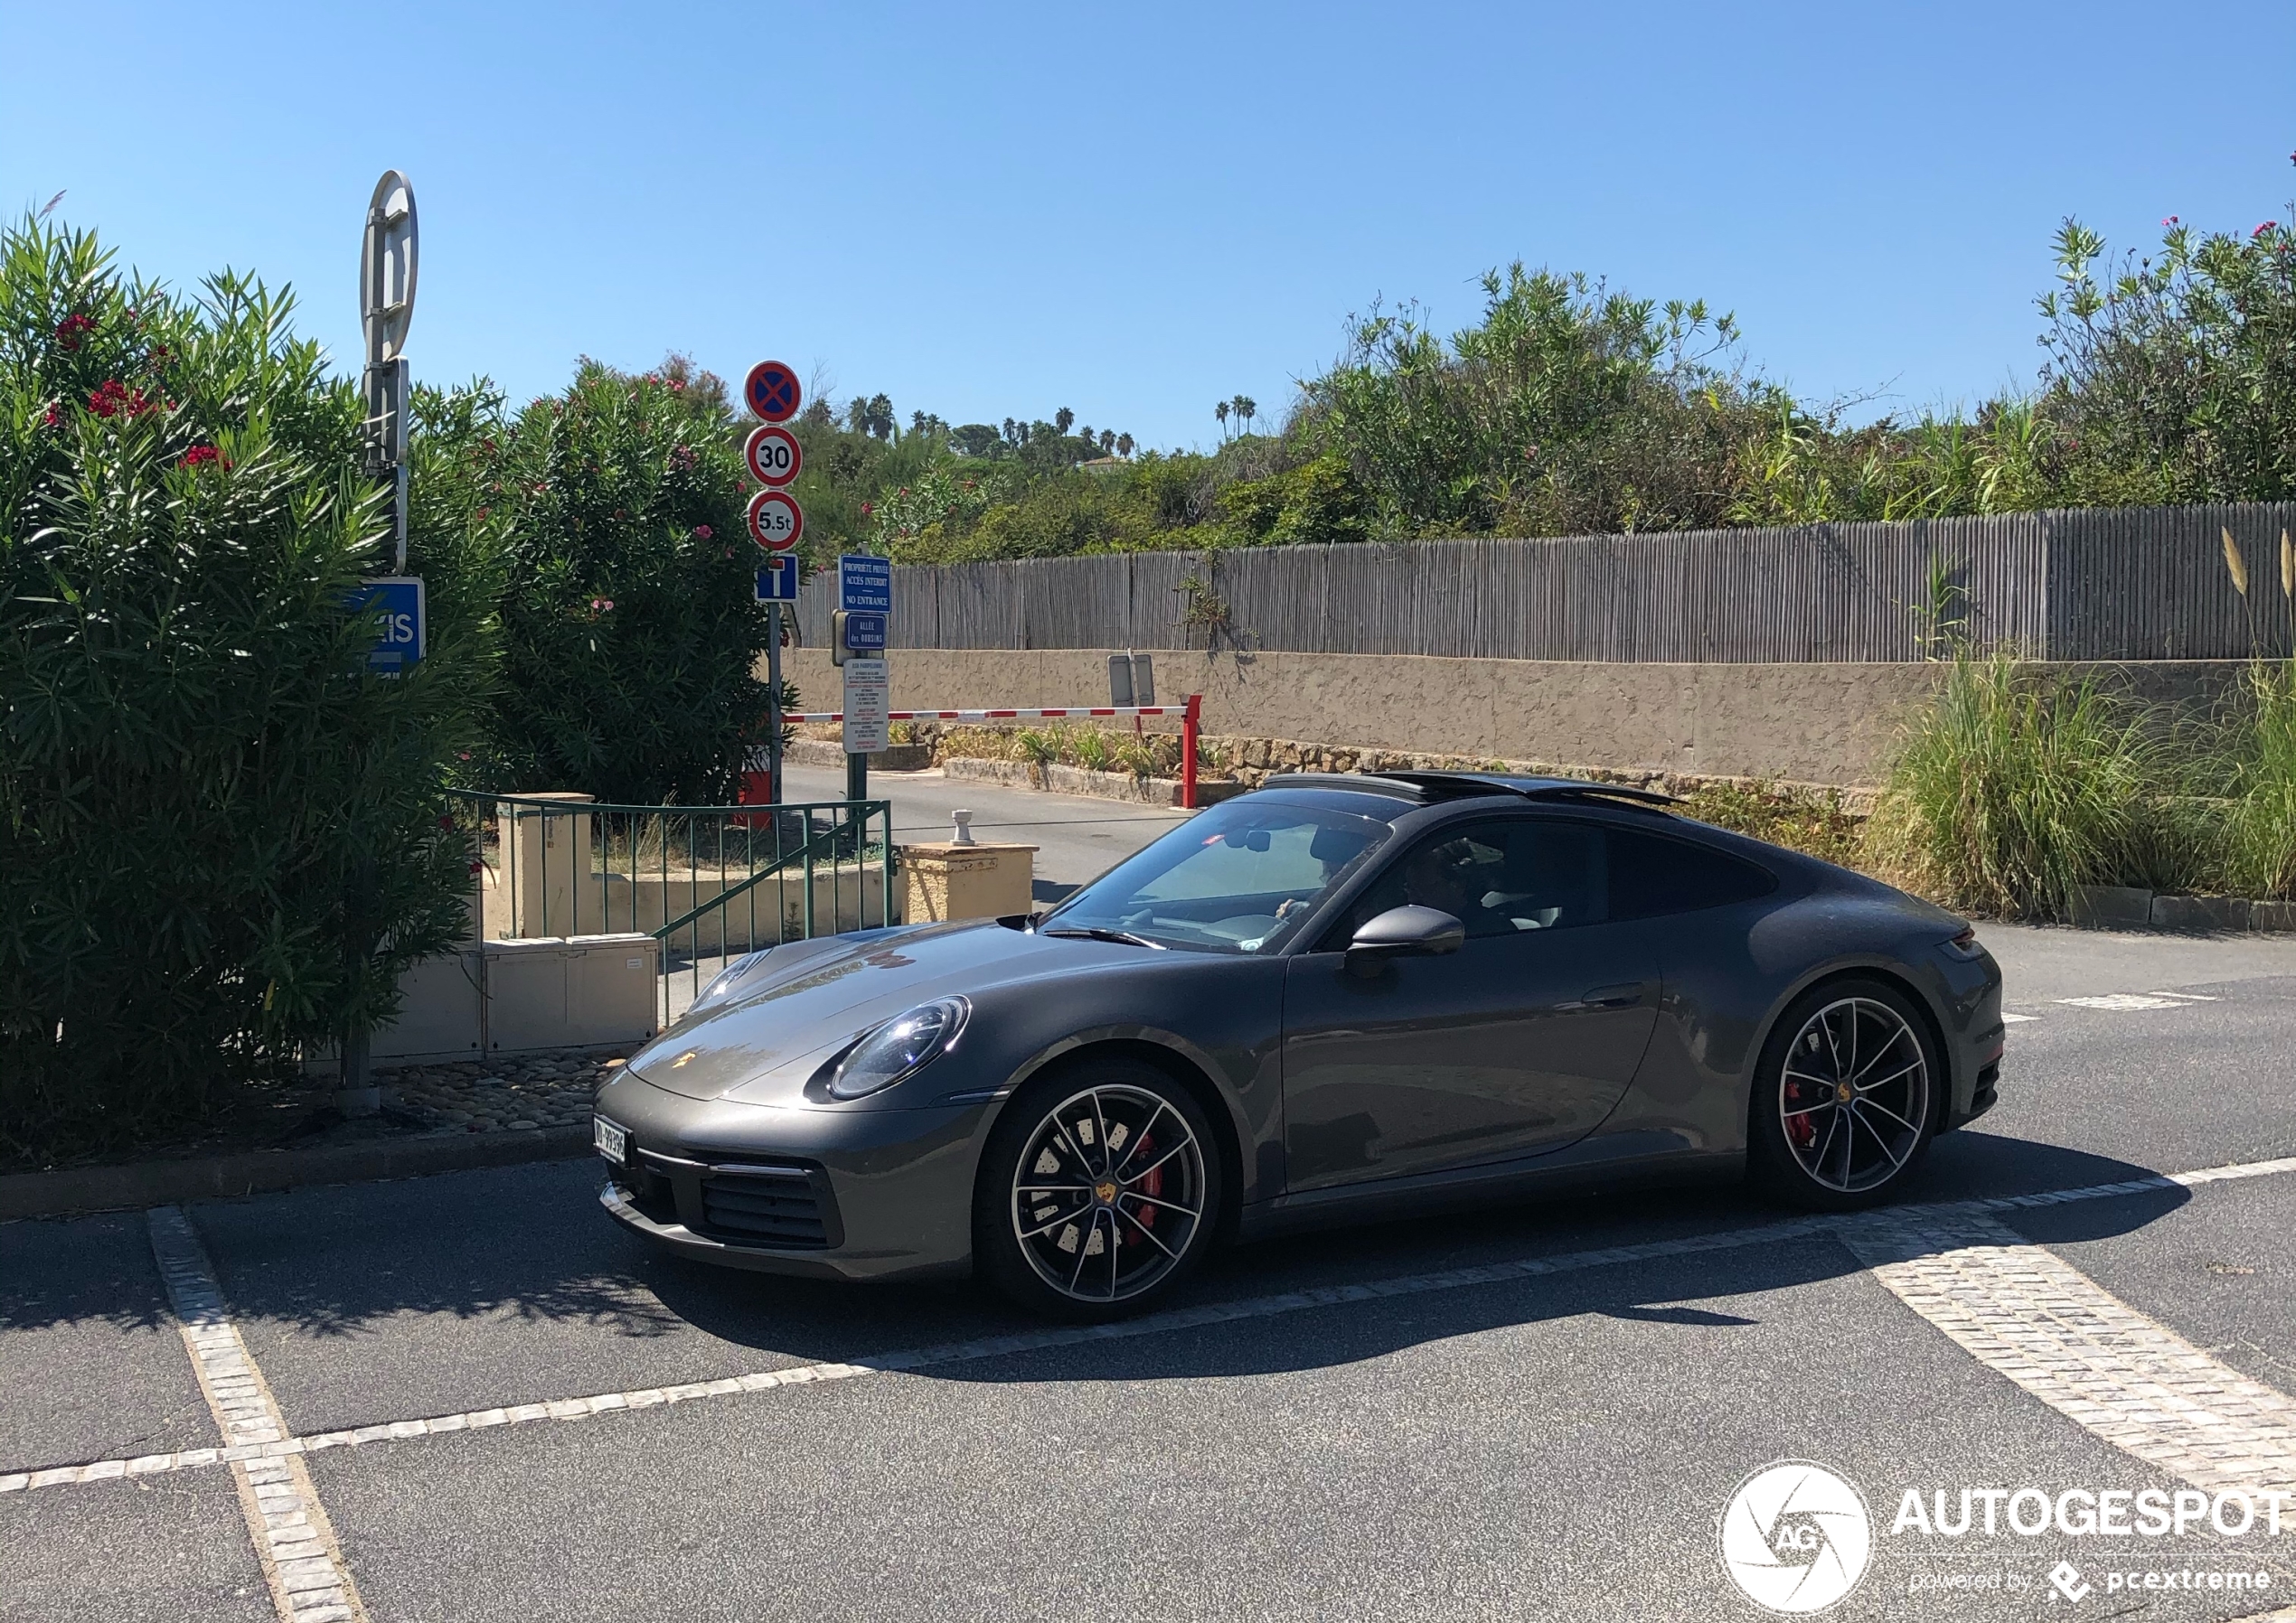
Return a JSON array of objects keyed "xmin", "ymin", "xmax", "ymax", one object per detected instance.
[
  {"xmin": 639, "ymin": 1129, "xmax": 2194, "ymax": 1383},
  {"xmin": 0, "ymin": 1132, "xmax": 2196, "ymax": 1394}
]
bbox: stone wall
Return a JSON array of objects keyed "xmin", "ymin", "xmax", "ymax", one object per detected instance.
[{"xmin": 778, "ymin": 649, "xmax": 2249, "ymax": 789}]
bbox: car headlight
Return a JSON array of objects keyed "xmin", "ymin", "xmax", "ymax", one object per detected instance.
[{"xmin": 827, "ymin": 998, "xmax": 969, "ymax": 1101}]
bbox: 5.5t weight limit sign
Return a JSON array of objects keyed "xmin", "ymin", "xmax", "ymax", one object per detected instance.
[
  {"xmin": 747, "ymin": 489, "xmax": 803, "ymax": 551},
  {"xmin": 744, "ymin": 424, "xmax": 801, "ymax": 487}
]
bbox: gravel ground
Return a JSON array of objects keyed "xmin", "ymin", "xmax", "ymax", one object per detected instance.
[{"xmin": 380, "ymin": 1051, "xmax": 626, "ymax": 1134}]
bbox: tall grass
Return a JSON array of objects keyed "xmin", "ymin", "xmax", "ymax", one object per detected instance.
[
  {"xmin": 1867, "ymin": 652, "xmax": 2190, "ymax": 918},
  {"xmin": 2231, "ymin": 661, "xmax": 2296, "ymax": 898}
]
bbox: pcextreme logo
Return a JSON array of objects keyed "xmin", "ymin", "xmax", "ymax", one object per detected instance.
[{"xmin": 1718, "ymin": 1459, "xmax": 1875, "ymax": 1614}]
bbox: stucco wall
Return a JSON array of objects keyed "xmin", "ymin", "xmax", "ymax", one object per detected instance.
[{"xmin": 777, "ymin": 650, "xmax": 2248, "ymax": 788}]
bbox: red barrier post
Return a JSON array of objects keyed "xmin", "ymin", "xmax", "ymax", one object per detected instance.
[{"xmin": 1181, "ymin": 693, "xmax": 1201, "ymax": 811}]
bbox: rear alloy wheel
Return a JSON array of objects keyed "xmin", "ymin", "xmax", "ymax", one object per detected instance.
[
  {"xmin": 1749, "ymin": 980, "xmax": 1939, "ymax": 1210},
  {"xmin": 976, "ymin": 1061, "xmax": 1221, "ymax": 1320}
]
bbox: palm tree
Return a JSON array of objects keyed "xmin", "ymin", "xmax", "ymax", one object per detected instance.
[
  {"xmin": 1115, "ymin": 433, "xmax": 1134, "ymax": 458},
  {"xmin": 1235, "ymin": 396, "xmax": 1257, "ymax": 435},
  {"xmin": 1215, "ymin": 400, "xmax": 1229, "ymax": 438},
  {"xmin": 1055, "ymin": 407, "xmax": 1075, "ymax": 435}
]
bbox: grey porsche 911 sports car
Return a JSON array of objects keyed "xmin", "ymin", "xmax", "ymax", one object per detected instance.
[{"xmin": 593, "ymin": 772, "xmax": 2005, "ymax": 1319}]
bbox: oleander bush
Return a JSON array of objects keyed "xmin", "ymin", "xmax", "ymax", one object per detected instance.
[
  {"xmin": 477, "ymin": 361, "xmax": 779, "ymax": 805},
  {"xmin": 0, "ymin": 217, "xmax": 485, "ymax": 1158}
]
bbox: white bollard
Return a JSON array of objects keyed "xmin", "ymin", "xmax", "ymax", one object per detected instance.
[{"xmin": 951, "ymin": 809, "xmax": 976, "ymax": 846}]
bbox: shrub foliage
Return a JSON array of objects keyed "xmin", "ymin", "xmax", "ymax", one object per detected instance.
[{"xmin": 0, "ymin": 219, "xmax": 483, "ymax": 1156}]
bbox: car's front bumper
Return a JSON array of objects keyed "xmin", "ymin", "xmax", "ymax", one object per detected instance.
[{"xmin": 592, "ymin": 1068, "xmax": 991, "ymax": 1283}]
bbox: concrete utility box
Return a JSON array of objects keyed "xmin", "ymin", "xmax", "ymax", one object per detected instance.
[
  {"xmin": 484, "ymin": 933, "xmax": 659, "ymax": 1055},
  {"xmin": 371, "ymin": 947, "xmax": 484, "ymax": 1064},
  {"xmin": 901, "ymin": 842, "xmax": 1038, "ymax": 924}
]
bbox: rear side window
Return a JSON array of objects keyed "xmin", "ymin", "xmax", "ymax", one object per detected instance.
[{"xmin": 1606, "ymin": 829, "xmax": 1774, "ymax": 919}]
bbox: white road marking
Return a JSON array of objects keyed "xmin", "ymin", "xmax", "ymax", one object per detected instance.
[
  {"xmin": 6, "ymin": 1152, "xmax": 2295, "ymax": 1497},
  {"xmin": 2000, "ymin": 1011, "xmax": 2040, "ymax": 1023},
  {"xmin": 146, "ymin": 1207, "xmax": 369, "ymax": 1623},
  {"xmin": 2057, "ymin": 993, "xmax": 2211, "ymax": 1011},
  {"xmin": 1847, "ymin": 1210, "xmax": 2296, "ymax": 1496}
]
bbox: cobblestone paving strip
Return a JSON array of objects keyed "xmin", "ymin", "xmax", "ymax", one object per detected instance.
[
  {"xmin": 5, "ymin": 1154, "xmax": 2295, "ymax": 1501},
  {"xmin": 1846, "ymin": 1208, "xmax": 2296, "ymax": 1499},
  {"xmin": 145, "ymin": 1206, "xmax": 369, "ymax": 1623}
]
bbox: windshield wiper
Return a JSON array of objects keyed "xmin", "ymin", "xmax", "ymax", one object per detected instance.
[{"xmin": 1041, "ymin": 926, "xmax": 1168, "ymax": 950}]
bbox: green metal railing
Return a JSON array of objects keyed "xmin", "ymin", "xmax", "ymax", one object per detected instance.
[{"xmin": 447, "ymin": 791, "xmax": 898, "ymax": 1024}]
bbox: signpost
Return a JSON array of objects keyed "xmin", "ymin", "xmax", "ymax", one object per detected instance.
[
  {"xmin": 837, "ymin": 553, "xmax": 893, "ymax": 800},
  {"xmin": 344, "ymin": 170, "xmax": 421, "ymax": 1118},
  {"xmin": 746, "ymin": 489, "xmax": 804, "ymax": 551},
  {"xmin": 754, "ymin": 557, "xmax": 799, "ymax": 601},
  {"xmin": 742, "ymin": 360, "xmax": 803, "ymax": 424},
  {"xmin": 742, "ymin": 363, "xmax": 805, "ymax": 810},
  {"xmin": 348, "ymin": 577, "xmax": 426, "ymax": 673},
  {"xmin": 744, "ymin": 424, "xmax": 802, "ymax": 487}
]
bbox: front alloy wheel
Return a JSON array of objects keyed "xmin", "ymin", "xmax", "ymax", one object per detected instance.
[
  {"xmin": 1750, "ymin": 980, "xmax": 1939, "ymax": 1209},
  {"xmin": 978, "ymin": 1062, "xmax": 1220, "ymax": 1319}
]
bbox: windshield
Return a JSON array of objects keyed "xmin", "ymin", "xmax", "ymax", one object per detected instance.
[{"xmin": 1041, "ymin": 798, "xmax": 1393, "ymax": 953}]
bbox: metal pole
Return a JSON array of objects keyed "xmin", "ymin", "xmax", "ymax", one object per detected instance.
[
  {"xmin": 767, "ymin": 601, "xmax": 784, "ymax": 805},
  {"xmin": 1181, "ymin": 693, "xmax": 1201, "ymax": 811}
]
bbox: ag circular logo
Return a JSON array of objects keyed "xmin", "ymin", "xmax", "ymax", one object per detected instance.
[{"xmin": 1718, "ymin": 1459, "xmax": 1872, "ymax": 1614}]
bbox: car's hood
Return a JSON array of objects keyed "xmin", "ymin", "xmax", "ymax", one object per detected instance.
[{"xmin": 627, "ymin": 920, "xmax": 1072, "ymax": 1103}]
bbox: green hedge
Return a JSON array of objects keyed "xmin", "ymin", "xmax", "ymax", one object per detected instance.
[{"xmin": 0, "ymin": 219, "xmax": 483, "ymax": 1157}]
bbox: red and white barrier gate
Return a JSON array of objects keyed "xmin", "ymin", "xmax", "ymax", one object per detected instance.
[{"xmin": 782, "ymin": 696, "xmax": 1207, "ymax": 808}]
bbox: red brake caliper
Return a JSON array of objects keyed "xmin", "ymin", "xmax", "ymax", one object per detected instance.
[{"xmin": 1125, "ymin": 1132, "xmax": 1159, "ymax": 1243}]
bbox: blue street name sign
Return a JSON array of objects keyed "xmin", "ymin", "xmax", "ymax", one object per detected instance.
[
  {"xmin": 754, "ymin": 556, "xmax": 799, "ymax": 601},
  {"xmin": 349, "ymin": 576, "xmax": 425, "ymax": 675},
  {"xmin": 842, "ymin": 610, "xmax": 887, "ymax": 652},
  {"xmin": 838, "ymin": 553, "xmax": 891, "ymax": 614}
]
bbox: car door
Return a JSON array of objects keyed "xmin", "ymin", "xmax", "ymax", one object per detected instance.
[{"xmin": 1279, "ymin": 815, "xmax": 1662, "ymax": 1192}]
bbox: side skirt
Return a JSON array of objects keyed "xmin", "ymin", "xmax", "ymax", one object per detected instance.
[{"xmin": 1232, "ymin": 1130, "xmax": 1745, "ymax": 1243}]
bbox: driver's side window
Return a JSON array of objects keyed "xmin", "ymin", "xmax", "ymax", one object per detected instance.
[{"xmin": 1323, "ymin": 819, "xmax": 1609, "ymax": 947}]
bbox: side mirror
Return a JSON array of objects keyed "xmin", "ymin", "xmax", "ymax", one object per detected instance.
[{"xmin": 1344, "ymin": 905, "xmax": 1463, "ymax": 974}]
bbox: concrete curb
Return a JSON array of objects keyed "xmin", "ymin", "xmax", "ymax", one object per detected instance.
[{"xmin": 0, "ymin": 1123, "xmax": 595, "ymax": 1222}]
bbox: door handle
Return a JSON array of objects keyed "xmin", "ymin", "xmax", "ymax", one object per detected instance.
[{"xmin": 1571, "ymin": 983, "xmax": 1644, "ymax": 1010}]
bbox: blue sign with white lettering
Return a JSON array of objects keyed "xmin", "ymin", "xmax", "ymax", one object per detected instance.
[
  {"xmin": 349, "ymin": 577, "xmax": 425, "ymax": 675},
  {"xmin": 842, "ymin": 610, "xmax": 886, "ymax": 652},
  {"xmin": 838, "ymin": 553, "xmax": 891, "ymax": 614},
  {"xmin": 754, "ymin": 557, "xmax": 798, "ymax": 601}
]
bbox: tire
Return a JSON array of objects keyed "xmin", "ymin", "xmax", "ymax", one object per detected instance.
[
  {"xmin": 1746, "ymin": 978, "xmax": 1941, "ymax": 1211},
  {"xmin": 974, "ymin": 1057, "xmax": 1224, "ymax": 1321}
]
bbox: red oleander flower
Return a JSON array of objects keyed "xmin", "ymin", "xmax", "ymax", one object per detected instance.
[
  {"xmin": 42, "ymin": 402, "xmax": 61, "ymax": 427},
  {"xmin": 2256, "ymin": 222, "xmax": 2279, "ymax": 239},
  {"xmin": 2162, "ymin": 215, "xmax": 2178, "ymax": 227},
  {"xmin": 438, "ymin": 814, "xmax": 455, "ymax": 830},
  {"xmin": 860, "ymin": 501, "xmax": 874, "ymax": 516},
  {"xmin": 55, "ymin": 313, "xmax": 96, "ymax": 350},
  {"xmin": 468, "ymin": 859, "xmax": 485, "ymax": 876},
  {"xmin": 694, "ymin": 524, "xmax": 712, "ymax": 539},
  {"xmin": 178, "ymin": 445, "xmax": 227, "ymax": 469}
]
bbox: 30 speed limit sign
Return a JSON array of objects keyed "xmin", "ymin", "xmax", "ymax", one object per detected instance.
[
  {"xmin": 744, "ymin": 424, "xmax": 802, "ymax": 487},
  {"xmin": 747, "ymin": 489, "xmax": 804, "ymax": 552}
]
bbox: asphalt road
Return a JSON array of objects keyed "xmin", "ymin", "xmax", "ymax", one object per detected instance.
[
  {"xmin": 8, "ymin": 879, "xmax": 2296, "ymax": 1618},
  {"xmin": 779, "ymin": 763, "xmax": 1189, "ymax": 899}
]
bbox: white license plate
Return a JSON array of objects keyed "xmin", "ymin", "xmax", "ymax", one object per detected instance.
[{"xmin": 593, "ymin": 1115, "xmax": 628, "ymax": 1164}]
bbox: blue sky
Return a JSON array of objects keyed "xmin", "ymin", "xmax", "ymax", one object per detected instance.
[{"xmin": 5, "ymin": 2, "xmax": 2291, "ymax": 450}]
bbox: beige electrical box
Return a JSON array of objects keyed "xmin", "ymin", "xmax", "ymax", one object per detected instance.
[
  {"xmin": 371, "ymin": 948, "xmax": 484, "ymax": 1063},
  {"xmin": 484, "ymin": 933, "xmax": 659, "ymax": 1055},
  {"xmin": 900, "ymin": 842, "xmax": 1038, "ymax": 924}
]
